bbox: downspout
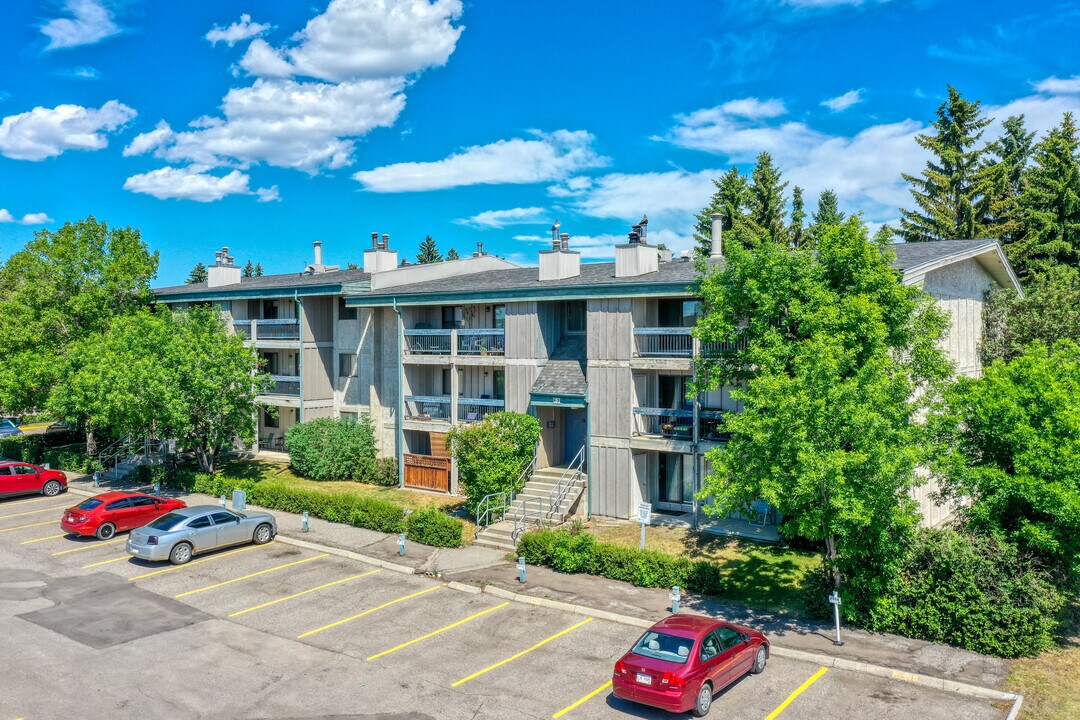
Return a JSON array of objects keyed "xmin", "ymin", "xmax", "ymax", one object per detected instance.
[
  {"xmin": 294, "ymin": 291, "xmax": 304, "ymax": 423},
  {"xmin": 393, "ymin": 298, "xmax": 405, "ymax": 489},
  {"xmin": 585, "ymin": 390, "xmax": 592, "ymax": 519}
]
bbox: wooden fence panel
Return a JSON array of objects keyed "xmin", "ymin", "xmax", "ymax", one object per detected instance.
[{"xmin": 403, "ymin": 453, "xmax": 450, "ymax": 492}]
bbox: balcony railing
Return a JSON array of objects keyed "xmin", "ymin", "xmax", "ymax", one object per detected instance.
[
  {"xmin": 404, "ymin": 395, "xmax": 452, "ymax": 421},
  {"xmin": 264, "ymin": 375, "xmax": 300, "ymax": 396},
  {"xmin": 403, "ymin": 328, "xmax": 506, "ymax": 357},
  {"xmin": 633, "ymin": 327, "xmax": 693, "ymax": 357},
  {"xmin": 633, "ymin": 407, "xmax": 729, "ymax": 441},
  {"xmin": 458, "ymin": 329, "xmax": 505, "ymax": 356},
  {"xmin": 234, "ymin": 319, "xmax": 300, "ymax": 342},
  {"xmin": 701, "ymin": 336, "xmax": 750, "ymax": 357},
  {"xmin": 458, "ymin": 397, "xmax": 504, "ymax": 423}
]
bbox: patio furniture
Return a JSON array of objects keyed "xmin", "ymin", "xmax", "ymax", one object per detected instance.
[
  {"xmin": 258, "ymin": 433, "xmax": 275, "ymax": 450},
  {"xmin": 274, "ymin": 436, "xmax": 285, "ymax": 451},
  {"xmin": 749, "ymin": 500, "xmax": 773, "ymax": 527}
]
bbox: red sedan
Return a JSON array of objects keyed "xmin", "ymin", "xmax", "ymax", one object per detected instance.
[
  {"xmin": 61, "ymin": 492, "xmax": 187, "ymax": 540},
  {"xmin": 0, "ymin": 461, "xmax": 67, "ymax": 499},
  {"xmin": 613, "ymin": 615, "xmax": 769, "ymax": 717}
]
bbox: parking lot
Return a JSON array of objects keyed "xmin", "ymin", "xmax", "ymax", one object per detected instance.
[{"xmin": 0, "ymin": 492, "xmax": 1007, "ymax": 720}]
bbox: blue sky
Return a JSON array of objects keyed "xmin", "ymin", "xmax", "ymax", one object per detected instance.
[{"xmin": 2, "ymin": 0, "xmax": 1080, "ymax": 285}]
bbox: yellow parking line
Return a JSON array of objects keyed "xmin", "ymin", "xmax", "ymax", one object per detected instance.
[
  {"xmin": 297, "ymin": 585, "xmax": 442, "ymax": 639},
  {"xmin": 128, "ymin": 543, "xmax": 268, "ymax": 581},
  {"xmin": 0, "ymin": 520, "xmax": 56, "ymax": 534},
  {"xmin": 764, "ymin": 667, "xmax": 829, "ymax": 720},
  {"xmin": 83, "ymin": 555, "xmax": 131, "ymax": 569},
  {"xmin": 4, "ymin": 495, "xmax": 67, "ymax": 507},
  {"xmin": 175, "ymin": 553, "xmax": 329, "ymax": 599},
  {"xmin": 0, "ymin": 505, "xmax": 67, "ymax": 520},
  {"xmin": 229, "ymin": 569, "xmax": 381, "ymax": 618},
  {"xmin": 451, "ymin": 618, "xmax": 594, "ymax": 687},
  {"xmin": 367, "ymin": 602, "xmax": 510, "ymax": 661},
  {"xmin": 21, "ymin": 533, "xmax": 68, "ymax": 544},
  {"xmin": 53, "ymin": 537, "xmax": 124, "ymax": 555},
  {"xmin": 552, "ymin": 680, "xmax": 612, "ymax": 719}
]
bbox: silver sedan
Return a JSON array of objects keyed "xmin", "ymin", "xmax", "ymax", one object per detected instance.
[{"xmin": 127, "ymin": 505, "xmax": 277, "ymax": 565}]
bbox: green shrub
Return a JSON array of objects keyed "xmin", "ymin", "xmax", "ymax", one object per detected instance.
[
  {"xmin": 448, "ymin": 412, "xmax": 542, "ymax": 514},
  {"xmin": 407, "ymin": 507, "xmax": 463, "ymax": 548},
  {"xmin": 40, "ymin": 444, "xmax": 99, "ymax": 474},
  {"xmin": 285, "ymin": 416, "xmax": 378, "ymax": 481},
  {"xmin": 0, "ymin": 436, "xmax": 41, "ymax": 463},
  {"xmin": 361, "ymin": 457, "xmax": 399, "ymax": 487}
]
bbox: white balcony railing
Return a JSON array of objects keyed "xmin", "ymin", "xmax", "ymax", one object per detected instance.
[
  {"xmin": 458, "ymin": 329, "xmax": 505, "ymax": 356},
  {"xmin": 404, "ymin": 329, "xmax": 452, "ymax": 355},
  {"xmin": 633, "ymin": 327, "xmax": 693, "ymax": 357},
  {"xmin": 234, "ymin": 319, "xmax": 300, "ymax": 342}
]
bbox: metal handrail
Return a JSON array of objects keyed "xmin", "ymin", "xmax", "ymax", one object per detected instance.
[
  {"xmin": 512, "ymin": 494, "xmax": 544, "ymax": 545},
  {"xmin": 475, "ymin": 451, "xmax": 536, "ymax": 535},
  {"xmin": 546, "ymin": 445, "xmax": 585, "ymax": 521}
]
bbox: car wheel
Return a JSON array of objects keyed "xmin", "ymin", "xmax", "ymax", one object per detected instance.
[
  {"xmin": 96, "ymin": 523, "xmax": 116, "ymax": 541},
  {"xmin": 751, "ymin": 645, "xmax": 768, "ymax": 674},
  {"xmin": 42, "ymin": 480, "xmax": 62, "ymax": 497},
  {"xmin": 169, "ymin": 542, "xmax": 193, "ymax": 565},
  {"xmin": 692, "ymin": 681, "xmax": 713, "ymax": 717},
  {"xmin": 253, "ymin": 523, "xmax": 273, "ymax": 545}
]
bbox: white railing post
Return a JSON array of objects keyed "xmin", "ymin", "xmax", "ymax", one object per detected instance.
[{"xmin": 251, "ymin": 319, "xmax": 258, "ymax": 343}]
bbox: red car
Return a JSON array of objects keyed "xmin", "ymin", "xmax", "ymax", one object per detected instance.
[
  {"xmin": 61, "ymin": 492, "xmax": 187, "ymax": 540},
  {"xmin": 0, "ymin": 461, "xmax": 67, "ymax": 499},
  {"xmin": 613, "ymin": 615, "xmax": 769, "ymax": 717}
]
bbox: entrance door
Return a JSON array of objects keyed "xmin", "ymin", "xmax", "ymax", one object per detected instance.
[
  {"xmin": 657, "ymin": 453, "xmax": 693, "ymax": 511},
  {"xmin": 563, "ymin": 408, "xmax": 587, "ymax": 467}
]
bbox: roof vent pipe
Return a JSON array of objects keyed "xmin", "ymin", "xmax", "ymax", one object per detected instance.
[
  {"xmin": 639, "ymin": 214, "xmax": 648, "ymax": 240},
  {"xmin": 313, "ymin": 241, "xmax": 323, "ymax": 267},
  {"xmin": 710, "ymin": 213, "xmax": 724, "ymax": 259},
  {"xmin": 371, "ymin": 232, "xmax": 379, "ymax": 248},
  {"xmin": 551, "ymin": 221, "xmax": 561, "ymax": 249},
  {"xmin": 559, "ymin": 233, "xmax": 569, "ymax": 252},
  {"xmin": 381, "ymin": 233, "xmax": 390, "ymax": 250}
]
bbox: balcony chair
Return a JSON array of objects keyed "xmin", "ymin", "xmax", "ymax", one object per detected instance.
[
  {"xmin": 258, "ymin": 433, "xmax": 275, "ymax": 451},
  {"xmin": 749, "ymin": 500, "xmax": 773, "ymax": 527}
]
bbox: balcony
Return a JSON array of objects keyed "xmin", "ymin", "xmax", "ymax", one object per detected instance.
[
  {"xmin": 234, "ymin": 319, "xmax": 300, "ymax": 343},
  {"xmin": 404, "ymin": 395, "xmax": 452, "ymax": 421},
  {"xmin": 458, "ymin": 397, "xmax": 504, "ymax": 422},
  {"xmin": 264, "ymin": 375, "xmax": 300, "ymax": 396},
  {"xmin": 632, "ymin": 408, "xmax": 729, "ymax": 441},
  {"xmin": 634, "ymin": 328, "xmax": 692, "ymax": 357},
  {"xmin": 403, "ymin": 328, "xmax": 505, "ymax": 358}
]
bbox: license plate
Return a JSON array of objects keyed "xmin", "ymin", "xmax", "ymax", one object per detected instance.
[{"xmin": 636, "ymin": 673, "xmax": 652, "ymax": 685}]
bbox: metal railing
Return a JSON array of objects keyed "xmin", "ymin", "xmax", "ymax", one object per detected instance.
[
  {"xmin": 403, "ymin": 328, "xmax": 506, "ymax": 357},
  {"xmin": 403, "ymin": 395, "xmax": 452, "ymax": 421},
  {"xmin": 458, "ymin": 397, "xmax": 504, "ymax": 423},
  {"xmin": 634, "ymin": 327, "xmax": 693, "ymax": 357},
  {"xmin": 254, "ymin": 319, "xmax": 300, "ymax": 340},
  {"xmin": 266, "ymin": 375, "xmax": 300, "ymax": 396},
  {"xmin": 233, "ymin": 320, "xmax": 252, "ymax": 339},
  {"xmin": 511, "ymin": 494, "xmax": 545, "ymax": 546},
  {"xmin": 700, "ymin": 335, "xmax": 750, "ymax": 357},
  {"xmin": 458, "ymin": 329, "xmax": 505, "ymax": 356},
  {"xmin": 404, "ymin": 329, "xmax": 452, "ymax": 354},
  {"xmin": 546, "ymin": 444, "xmax": 585, "ymax": 522},
  {"xmin": 476, "ymin": 452, "xmax": 536, "ymax": 535},
  {"xmin": 632, "ymin": 407, "xmax": 729, "ymax": 441}
]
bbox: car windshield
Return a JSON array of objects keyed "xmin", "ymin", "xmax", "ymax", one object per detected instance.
[
  {"xmin": 632, "ymin": 631, "xmax": 693, "ymax": 664},
  {"xmin": 75, "ymin": 498, "xmax": 104, "ymax": 511},
  {"xmin": 0, "ymin": 420, "xmax": 15, "ymax": 429},
  {"xmin": 146, "ymin": 512, "xmax": 187, "ymax": 531}
]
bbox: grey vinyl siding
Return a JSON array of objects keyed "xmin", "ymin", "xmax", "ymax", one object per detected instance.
[
  {"xmin": 507, "ymin": 301, "xmax": 561, "ymax": 360},
  {"xmin": 922, "ymin": 258, "xmax": 995, "ymax": 377},
  {"xmin": 505, "ymin": 364, "xmax": 538, "ymax": 413}
]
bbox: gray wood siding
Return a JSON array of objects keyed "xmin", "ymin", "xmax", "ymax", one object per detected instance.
[
  {"xmin": 507, "ymin": 301, "xmax": 560, "ymax": 360},
  {"xmin": 591, "ymin": 445, "xmax": 631, "ymax": 518},
  {"xmin": 506, "ymin": 364, "xmax": 538, "ymax": 413},
  {"xmin": 302, "ymin": 296, "xmax": 334, "ymax": 342},
  {"xmin": 589, "ymin": 366, "xmax": 632, "ymax": 437},
  {"xmin": 923, "ymin": 258, "xmax": 995, "ymax": 377},
  {"xmin": 587, "ymin": 298, "xmax": 633, "ymax": 360},
  {"xmin": 302, "ymin": 346, "xmax": 334, "ymax": 401}
]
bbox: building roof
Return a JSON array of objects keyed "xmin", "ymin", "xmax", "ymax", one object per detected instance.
[
  {"xmin": 530, "ymin": 335, "xmax": 588, "ymax": 397},
  {"xmin": 154, "ymin": 267, "xmax": 371, "ymax": 300}
]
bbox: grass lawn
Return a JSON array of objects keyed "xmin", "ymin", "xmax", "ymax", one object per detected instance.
[
  {"xmin": 588, "ymin": 522, "xmax": 821, "ymax": 616},
  {"xmin": 1006, "ymin": 603, "xmax": 1080, "ymax": 720}
]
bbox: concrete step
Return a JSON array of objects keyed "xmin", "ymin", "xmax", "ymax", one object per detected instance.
[{"xmin": 474, "ymin": 537, "xmax": 517, "ymax": 552}]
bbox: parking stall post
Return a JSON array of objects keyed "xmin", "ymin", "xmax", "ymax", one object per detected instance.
[
  {"xmin": 398, "ymin": 533, "xmax": 407, "ymax": 556},
  {"xmin": 670, "ymin": 586, "xmax": 681, "ymax": 614},
  {"xmin": 301, "ymin": 511, "xmax": 310, "ymax": 532},
  {"xmin": 93, "ymin": 471, "xmax": 100, "ymax": 487},
  {"xmin": 219, "ymin": 495, "xmax": 227, "ymax": 507},
  {"xmin": 517, "ymin": 556, "xmax": 526, "ymax": 584}
]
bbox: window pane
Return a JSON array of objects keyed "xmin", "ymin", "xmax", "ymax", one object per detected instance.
[
  {"xmin": 494, "ymin": 305, "xmax": 506, "ymax": 329},
  {"xmin": 338, "ymin": 353, "xmax": 356, "ymax": 377},
  {"xmin": 209, "ymin": 512, "xmax": 236, "ymax": 524},
  {"xmin": 566, "ymin": 301, "xmax": 586, "ymax": 332},
  {"xmin": 631, "ymin": 631, "xmax": 692, "ymax": 664},
  {"xmin": 338, "ymin": 296, "xmax": 357, "ymax": 320},
  {"xmin": 188, "ymin": 516, "xmax": 213, "ymax": 528}
]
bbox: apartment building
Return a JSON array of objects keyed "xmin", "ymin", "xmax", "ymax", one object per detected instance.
[{"xmin": 154, "ymin": 221, "xmax": 1022, "ymax": 539}]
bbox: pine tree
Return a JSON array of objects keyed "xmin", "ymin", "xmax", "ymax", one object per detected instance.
[
  {"xmin": 186, "ymin": 262, "xmax": 208, "ymax": 284},
  {"xmin": 1013, "ymin": 113, "xmax": 1080, "ymax": 279},
  {"xmin": 243, "ymin": 260, "xmax": 256, "ymax": 278},
  {"xmin": 693, "ymin": 168, "xmax": 749, "ymax": 255},
  {"xmin": 812, "ymin": 189, "xmax": 845, "ymax": 227},
  {"xmin": 346, "ymin": 262, "xmax": 359, "ymax": 270},
  {"xmin": 254, "ymin": 263, "xmax": 263, "ymax": 276},
  {"xmin": 446, "ymin": 248, "xmax": 460, "ymax": 261},
  {"xmin": 983, "ymin": 115, "xmax": 1035, "ymax": 244},
  {"xmin": 417, "ymin": 235, "xmax": 442, "ymax": 264},
  {"xmin": 790, "ymin": 186, "xmax": 806, "ymax": 247},
  {"xmin": 747, "ymin": 152, "xmax": 789, "ymax": 244},
  {"xmin": 900, "ymin": 86, "xmax": 993, "ymax": 242}
]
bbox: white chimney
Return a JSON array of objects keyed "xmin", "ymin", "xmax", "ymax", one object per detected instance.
[
  {"xmin": 615, "ymin": 228, "xmax": 658, "ymax": 277},
  {"xmin": 363, "ymin": 231, "xmax": 398, "ymax": 273},
  {"xmin": 313, "ymin": 241, "xmax": 323, "ymax": 266},
  {"xmin": 207, "ymin": 246, "xmax": 241, "ymax": 287},
  {"xmin": 710, "ymin": 213, "xmax": 723, "ymax": 259},
  {"xmin": 539, "ymin": 223, "xmax": 580, "ymax": 281}
]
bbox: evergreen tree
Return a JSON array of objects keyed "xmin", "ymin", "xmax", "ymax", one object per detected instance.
[
  {"xmin": 243, "ymin": 260, "xmax": 256, "ymax": 278},
  {"xmin": 1012, "ymin": 113, "xmax": 1080, "ymax": 279},
  {"xmin": 790, "ymin": 186, "xmax": 806, "ymax": 247},
  {"xmin": 416, "ymin": 235, "xmax": 442, "ymax": 264},
  {"xmin": 983, "ymin": 115, "xmax": 1035, "ymax": 245},
  {"xmin": 346, "ymin": 262, "xmax": 359, "ymax": 270},
  {"xmin": 446, "ymin": 247, "xmax": 460, "ymax": 261},
  {"xmin": 187, "ymin": 262, "xmax": 208, "ymax": 284},
  {"xmin": 254, "ymin": 263, "xmax": 263, "ymax": 276},
  {"xmin": 812, "ymin": 189, "xmax": 846, "ymax": 228},
  {"xmin": 900, "ymin": 86, "xmax": 993, "ymax": 242},
  {"xmin": 747, "ymin": 152, "xmax": 789, "ymax": 244},
  {"xmin": 693, "ymin": 168, "xmax": 749, "ymax": 255}
]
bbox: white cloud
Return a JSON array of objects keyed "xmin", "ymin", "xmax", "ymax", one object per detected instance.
[
  {"xmin": 509, "ymin": 227, "xmax": 693, "ymax": 262},
  {"xmin": 556, "ymin": 169, "xmax": 721, "ymax": 225},
  {"xmin": 206, "ymin": 14, "xmax": 271, "ymax": 47},
  {"xmin": 821, "ymin": 89, "xmax": 864, "ymax": 112},
  {"xmin": 717, "ymin": 98, "xmax": 787, "ymax": 119},
  {"xmin": 512, "ymin": 234, "xmax": 544, "ymax": 241},
  {"xmin": 655, "ymin": 103, "xmax": 827, "ymax": 163},
  {"xmin": 239, "ymin": 0, "xmax": 464, "ymax": 82},
  {"xmin": 1032, "ymin": 75, "xmax": 1080, "ymax": 96},
  {"xmin": 782, "ymin": 0, "xmax": 885, "ymax": 6},
  {"xmin": 0, "ymin": 100, "xmax": 136, "ymax": 161},
  {"xmin": 123, "ymin": 165, "xmax": 276, "ymax": 203},
  {"xmin": 456, "ymin": 207, "xmax": 548, "ymax": 228},
  {"xmin": 40, "ymin": 0, "xmax": 120, "ymax": 51},
  {"xmin": 354, "ymin": 130, "xmax": 606, "ymax": 192},
  {"xmin": 0, "ymin": 209, "xmax": 54, "ymax": 225}
]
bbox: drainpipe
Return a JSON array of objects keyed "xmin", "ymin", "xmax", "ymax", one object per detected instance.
[
  {"xmin": 691, "ymin": 335, "xmax": 700, "ymax": 530},
  {"xmin": 294, "ymin": 291, "xmax": 304, "ymax": 423},
  {"xmin": 585, "ymin": 391, "xmax": 592, "ymax": 519},
  {"xmin": 393, "ymin": 299, "xmax": 405, "ymax": 489}
]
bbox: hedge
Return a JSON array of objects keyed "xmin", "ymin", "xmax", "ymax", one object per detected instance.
[
  {"xmin": 285, "ymin": 417, "xmax": 378, "ymax": 481},
  {"xmin": 0, "ymin": 435, "xmax": 98, "ymax": 471},
  {"xmin": 41, "ymin": 444, "xmax": 100, "ymax": 474},
  {"xmin": 192, "ymin": 473, "xmax": 462, "ymax": 548}
]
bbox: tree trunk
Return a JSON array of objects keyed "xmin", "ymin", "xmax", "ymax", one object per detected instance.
[
  {"xmin": 86, "ymin": 427, "xmax": 97, "ymax": 457},
  {"xmin": 825, "ymin": 534, "xmax": 841, "ymax": 588}
]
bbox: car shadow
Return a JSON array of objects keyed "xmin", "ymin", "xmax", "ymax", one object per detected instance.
[{"xmin": 604, "ymin": 673, "xmax": 752, "ymax": 718}]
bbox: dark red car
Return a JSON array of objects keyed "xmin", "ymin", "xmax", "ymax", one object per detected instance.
[
  {"xmin": 61, "ymin": 492, "xmax": 187, "ymax": 540},
  {"xmin": 613, "ymin": 615, "xmax": 769, "ymax": 717},
  {"xmin": 0, "ymin": 461, "xmax": 67, "ymax": 499}
]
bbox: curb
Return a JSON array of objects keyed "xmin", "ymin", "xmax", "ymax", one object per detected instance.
[{"xmin": 273, "ymin": 535, "xmax": 417, "ymax": 575}]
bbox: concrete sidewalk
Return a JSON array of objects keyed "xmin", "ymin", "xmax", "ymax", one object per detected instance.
[{"xmin": 63, "ymin": 471, "xmax": 1011, "ymax": 694}]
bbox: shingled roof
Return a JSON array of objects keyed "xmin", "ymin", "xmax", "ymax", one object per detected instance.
[
  {"xmin": 530, "ymin": 335, "xmax": 588, "ymax": 397},
  {"xmin": 154, "ymin": 267, "xmax": 371, "ymax": 298}
]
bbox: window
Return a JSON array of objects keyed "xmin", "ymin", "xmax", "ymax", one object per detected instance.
[
  {"xmin": 260, "ymin": 352, "xmax": 278, "ymax": 375},
  {"xmin": 14, "ymin": 465, "xmax": 35, "ymax": 475},
  {"xmin": 631, "ymin": 631, "xmax": 691, "ymax": 665},
  {"xmin": 339, "ymin": 353, "xmax": 357, "ymax": 378},
  {"xmin": 131, "ymin": 496, "xmax": 157, "ymax": 508},
  {"xmin": 717, "ymin": 626, "xmax": 743, "ymax": 650},
  {"xmin": 442, "ymin": 306, "xmax": 463, "ymax": 329},
  {"xmin": 700, "ymin": 631, "xmax": 722, "ymax": 662},
  {"xmin": 494, "ymin": 304, "xmax": 506, "ymax": 330},
  {"xmin": 188, "ymin": 515, "xmax": 213, "ymax": 529},
  {"xmin": 263, "ymin": 407, "xmax": 278, "ymax": 429},
  {"xmin": 441, "ymin": 368, "xmax": 452, "ymax": 395},
  {"xmin": 75, "ymin": 498, "xmax": 104, "ymax": 510},
  {"xmin": 338, "ymin": 296, "xmax": 357, "ymax": 321},
  {"xmin": 209, "ymin": 511, "xmax": 237, "ymax": 525},
  {"xmin": 339, "ymin": 412, "xmax": 358, "ymax": 423},
  {"xmin": 148, "ymin": 512, "xmax": 187, "ymax": 531},
  {"xmin": 262, "ymin": 299, "xmax": 279, "ymax": 320},
  {"xmin": 565, "ymin": 301, "xmax": 586, "ymax": 333},
  {"xmin": 0, "ymin": 466, "xmax": 10, "ymax": 476},
  {"xmin": 105, "ymin": 498, "xmax": 133, "ymax": 511},
  {"xmin": 494, "ymin": 370, "xmax": 505, "ymax": 401}
]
